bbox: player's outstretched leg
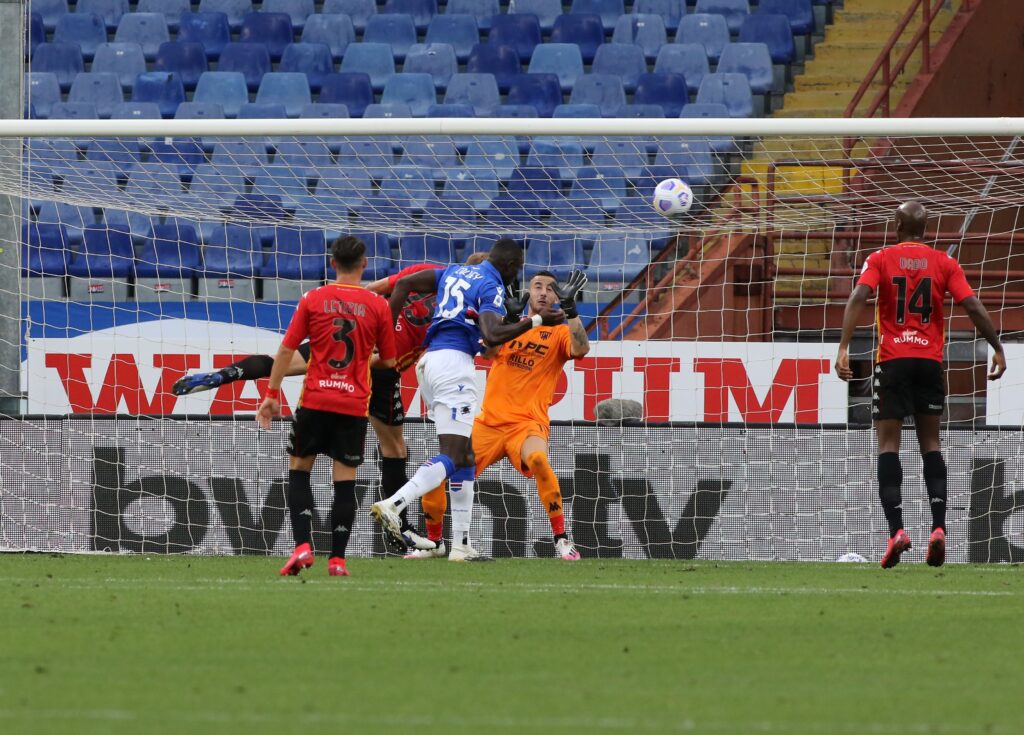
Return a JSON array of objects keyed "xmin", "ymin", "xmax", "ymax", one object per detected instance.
[
  {"xmin": 372, "ymin": 455, "xmax": 455, "ymax": 547},
  {"xmin": 877, "ymin": 452, "xmax": 911, "ymax": 568},
  {"xmin": 173, "ymin": 355, "xmax": 274, "ymax": 396}
]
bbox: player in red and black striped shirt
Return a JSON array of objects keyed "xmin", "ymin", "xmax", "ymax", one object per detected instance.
[{"xmin": 835, "ymin": 201, "xmax": 1006, "ymax": 568}]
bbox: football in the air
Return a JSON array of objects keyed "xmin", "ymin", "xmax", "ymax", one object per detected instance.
[{"xmin": 652, "ymin": 178, "xmax": 694, "ymax": 216}]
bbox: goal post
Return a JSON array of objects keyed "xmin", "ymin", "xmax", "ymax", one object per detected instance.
[{"xmin": 3, "ymin": 116, "xmax": 1024, "ymax": 562}]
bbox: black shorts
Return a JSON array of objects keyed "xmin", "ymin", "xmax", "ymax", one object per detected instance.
[
  {"xmin": 368, "ymin": 368, "xmax": 405, "ymax": 427},
  {"xmin": 287, "ymin": 408, "xmax": 368, "ymax": 466},
  {"xmin": 872, "ymin": 358, "xmax": 946, "ymax": 421}
]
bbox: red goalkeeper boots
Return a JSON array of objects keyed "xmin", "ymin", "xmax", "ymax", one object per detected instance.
[
  {"xmin": 279, "ymin": 542, "xmax": 314, "ymax": 576},
  {"xmin": 880, "ymin": 530, "xmax": 912, "ymax": 569},
  {"xmin": 328, "ymin": 557, "xmax": 349, "ymax": 577},
  {"xmin": 925, "ymin": 528, "xmax": 946, "ymax": 567}
]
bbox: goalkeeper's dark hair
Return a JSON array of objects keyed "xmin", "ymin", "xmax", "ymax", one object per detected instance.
[
  {"xmin": 331, "ymin": 235, "xmax": 366, "ymax": 272},
  {"xmin": 488, "ymin": 237, "xmax": 523, "ymax": 266},
  {"xmin": 530, "ymin": 270, "xmax": 559, "ymax": 285}
]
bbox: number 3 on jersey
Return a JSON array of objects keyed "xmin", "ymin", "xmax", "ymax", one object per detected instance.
[
  {"xmin": 438, "ymin": 276, "xmax": 472, "ymax": 319},
  {"xmin": 892, "ymin": 276, "xmax": 933, "ymax": 325}
]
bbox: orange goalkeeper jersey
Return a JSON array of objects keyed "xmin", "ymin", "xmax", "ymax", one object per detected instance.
[{"xmin": 477, "ymin": 323, "xmax": 573, "ymax": 427}]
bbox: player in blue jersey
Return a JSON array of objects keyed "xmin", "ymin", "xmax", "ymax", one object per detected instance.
[{"xmin": 370, "ymin": 238, "xmax": 564, "ymax": 561}]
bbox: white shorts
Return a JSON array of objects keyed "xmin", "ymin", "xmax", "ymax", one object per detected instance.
[{"xmin": 416, "ymin": 349, "xmax": 479, "ymax": 437}]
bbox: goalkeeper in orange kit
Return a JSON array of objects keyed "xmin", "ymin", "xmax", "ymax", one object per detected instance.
[{"xmin": 407, "ymin": 269, "xmax": 591, "ymax": 560}]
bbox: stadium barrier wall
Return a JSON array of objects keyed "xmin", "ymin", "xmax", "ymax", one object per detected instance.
[{"xmin": 1, "ymin": 418, "xmax": 1022, "ymax": 563}]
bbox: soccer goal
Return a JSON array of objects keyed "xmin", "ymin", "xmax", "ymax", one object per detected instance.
[{"xmin": 3, "ymin": 116, "xmax": 1024, "ymax": 563}]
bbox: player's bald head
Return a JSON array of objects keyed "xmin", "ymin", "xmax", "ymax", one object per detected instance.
[
  {"xmin": 896, "ymin": 200, "xmax": 927, "ymax": 241},
  {"xmin": 488, "ymin": 238, "xmax": 524, "ymax": 283}
]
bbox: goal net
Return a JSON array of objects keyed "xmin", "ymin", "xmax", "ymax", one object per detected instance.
[{"xmin": 3, "ymin": 117, "xmax": 1024, "ymax": 563}]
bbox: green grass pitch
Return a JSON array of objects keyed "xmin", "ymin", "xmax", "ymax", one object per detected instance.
[{"xmin": 1, "ymin": 554, "xmax": 1022, "ymax": 735}]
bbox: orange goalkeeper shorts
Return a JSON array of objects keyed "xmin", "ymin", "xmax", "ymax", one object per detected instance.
[{"xmin": 473, "ymin": 419, "xmax": 549, "ymax": 478}]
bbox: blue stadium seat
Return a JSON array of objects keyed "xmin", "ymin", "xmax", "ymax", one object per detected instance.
[
  {"xmin": 69, "ymin": 72, "xmax": 123, "ymax": 119},
  {"xmin": 486, "ymin": 193, "xmax": 542, "ymax": 230},
  {"xmin": 632, "ymin": 0, "xmax": 684, "ymax": 32},
  {"xmin": 198, "ymin": 0, "xmax": 252, "ymax": 31},
  {"xmin": 239, "ymin": 13, "xmax": 294, "ymax": 61},
  {"xmin": 134, "ymin": 223, "xmax": 201, "ymax": 279},
  {"xmin": 77, "ymin": 0, "xmax": 128, "ymax": 31},
  {"xmin": 568, "ymin": 74, "xmax": 626, "ymax": 116},
  {"xmin": 507, "ymin": 73, "xmax": 561, "ymax": 118},
  {"xmin": 758, "ymin": 0, "xmax": 813, "ymax": 35},
  {"xmin": 634, "ymin": 72, "xmax": 688, "ymax": 117},
  {"xmin": 381, "ymin": 166, "xmax": 436, "ymax": 214},
  {"xmin": 69, "ymin": 225, "xmax": 135, "ymax": 279},
  {"xmin": 114, "ymin": 13, "xmax": 171, "ymax": 62},
  {"xmin": 425, "ymin": 14, "xmax": 479, "ymax": 63},
  {"xmin": 238, "ymin": 103, "xmax": 287, "ymax": 118},
  {"xmin": 30, "ymin": 43, "xmax": 82, "ymax": 92},
  {"xmin": 676, "ymin": 13, "xmax": 729, "ymax": 63},
  {"xmin": 193, "ymin": 72, "xmax": 249, "ymax": 118},
  {"xmin": 364, "ymin": 14, "xmax": 418, "ymax": 62},
  {"xmin": 427, "ymin": 103, "xmax": 474, "ymax": 117},
  {"xmin": 528, "ymin": 44, "xmax": 584, "ymax": 92},
  {"xmin": 125, "ymin": 167, "xmax": 183, "ymax": 211},
  {"xmin": 22, "ymin": 223, "xmax": 70, "ymax": 278},
  {"xmin": 527, "ymin": 138, "xmax": 585, "ymax": 182},
  {"xmin": 363, "ymin": 103, "xmax": 412, "ymax": 118},
  {"xmin": 655, "ymin": 43, "xmax": 709, "ymax": 95},
  {"xmin": 590, "ymin": 139, "xmax": 647, "ymax": 178},
  {"xmin": 464, "ymin": 137, "xmax": 519, "ymax": 180},
  {"xmin": 177, "ymin": 12, "xmax": 232, "ymax": 61},
  {"xmin": 550, "ymin": 14, "xmax": 604, "ymax": 64},
  {"xmin": 150, "ymin": 139, "xmax": 206, "ymax": 177},
  {"xmin": 153, "ymin": 42, "xmax": 208, "ymax": 91},
  {"xmin": 133, "ymin": 72, "xmax": 185, "ymax": 118},
  {"xmin": 26, "ymin": 73, "xmax": 63, "ymax": 119},
  {"xmin": 301, "ymin": 14, "xmax": 355, "ymax": 61},
  {"xmin": 28, "ymin": 12, "xmax": 45, "ymax": 59},
  {"xmin": 611, "ymin": 14, "xmax": 666, "ymax": 63},
  {"xmin": 381, "ymin": 73, "xmax": 437, "ymax": 117},
  {"xmin": 383, "ymin": 0, "xmax": 437, "ymax": 32},
  {"xmin": 279, "ymin": 43, "xmax": 334, "ymax": 92},
  {"xmin": 300, "ymin": 103, "xmax": 350, "ymax": 118},
  {"xmin": 398, "ymin": 233, "xmax": 454, "ymax": 269},
  {"xmin": 256, "ymin": 73, "xmax": 312, "ymax": 118},
  {"xmin": 507, "ymin": 0, "xmax": 560, "ymax": 33},
  {"xmin": 34, "ymin": 0, "xmax": 68, "ymax": 33},
  {"xmin": 264, "ymin": 228, "xmax": 327, "ymax": 280},
  {"xmin": 400, "ymin": 139, "xmax": 459, "ymax": 180},
  {"xmin": 136, "ymin": 0, "xmax": 191, "ymax": 31},
  {"xmin": 320, "ymin": 73, "xmax": 374, "ymax": 118},
  {"xmin": 110, "ymin": 102, "xmax": 162, "ymax": 119},
  {"xmin": 322, "ymin": 0, "xmax": 376, "ymax": 33},
  {"xmin": 488, "ymin": 14, "xmax": 541, "ymax": 63},
  {"xmin": 339, "ymin": 43, "xmax": 396, "ymax": 92},
  {"xmin": 218, "ymin": 43, "xmax": 271, "ymax": 92},
  {"xmin": 49, "ymin": 102, "xmax": 99, "ymax": 119},
  {"xmin": 211, "ymin": 140, "xmax": 270, "ymax": 176},
  {"xmin": 553, "ymin": 103, "xmax": 602, "ymax": 118},
  {"xmin": 36, "ymin": 199, "xmax": 93, "ymax": 245},
  {"xmin": 53, "ymin": 13, "xmax": 106, "ymax": 60},
  {"xmin": 440, "ymin": 171, "xmax": 499, "ymax": 215},
  {"xmin": 92, "ymin": 43, "xmax": 147, "ymax": 91},
  {"xmin": 275, "ymin": 140, "xmax": 333, "ymax": 177},
  {"xmin": 585, "ymin": 234, "xmax": 651, "ymax": 288},
  {"xmin": 314, "ymin": 164, "xmax": 371, "ymax": 207},
  {"xmin": 202, "ymin": 224, "xmax": 260, "ymax": 278},
  {"xmin": 739, "ymin": 14, "xmax": 796, "ymax": 64},
  {"xmin": 404, "ymin": 43, "xmax": 458, "ymax": 91},
  {"xmin": 507, "ymin": 165, "xmax": 560, "ymax": 205},
  {"xmin": 261, "ymin": 0, "xmax": 315, "ymax": 30},
  {"xmin": 614, "ymin": 103, "xmax": 665, "ymax": 118},
  {"xmin": 696, "ymin": 72, "xmax": 753, "ymax": 117},
  {"xmin": 443, "ymin": 73, "xmax": 501, "ymax": 116},
  {"xmin": 680, "ymin": 102, "xmax": 733, "ymax": 152},
  {"xmin": 570, "ymin": 166, "xmax": 626, "ymax": 214},
  {"xmin": 493, "ymin": 104, "xmax": 538, "ymax": 118},
  {"xmin": 189, "ymin": 162, "xmax": 246, "ymax": 209},
  {"xmin": 570, "ymin": 0, "xmax": 625, "ymax": 32},
  {"xmin": 175, "ymin": 101, "xmax": 226, "ymax": 119},
  {"xmin": 694, "ymin": 0, "xmax": 750, "ymax": 34},
  {"xmin": 445, "ymin": 0, "xmax": 500, "ymax": 31},
  {"xmin": 592, "ymin": 43, "xmax": 647, "ymax": 94},
  {"xmin": 654, "ymin": 139, "xmax": 717, "ymax": 189},
  {"xmin": 717, "ymin": 42, "xmax": 774, "ymax": 95},
  {"xmin": 466, "ymin": 43, "xmax": 519, "ymax": 93},
  {"xmin": 523, "ymin": 235, "xmax": 585, "ymax": 280}
]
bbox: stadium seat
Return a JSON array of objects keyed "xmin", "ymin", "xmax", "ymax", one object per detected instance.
[
  {"xmin": 440, "ymin": 171, "xmax": 499, "ymax": 215},
  {"xmin": 30, "ymin": 43, "xmax": 83, "ymax": 92},
  {"xmin": 611, "ymin": 14, "xmax": 667, "ymax": 64},
  {"xmin": 443, "ymin": 73, "xmax": 501, "ymax": 116},
  {"xmin": 255, "ymin": 73, "xmax": 312, "ymax": 118},
  {"xmin": 364, "ymin": 14, "xmax": 418, "ymax": 62},
  {"xmin": 150, "ymin": 139, "xmax": 206, "ymax": 177},
  {"xmin": 238, "ymin": 103, "xmax": 287, "ymax": 118},
  {"xmin": 680, "ymin": 102, "xmax": 733, "ymax": 152},
  {"xmin": 614, "ymin": 103, "xmax": 666, "ymax": 118},
  {"xmin": 553, "ymin": 103, "xmax": 602, "ymax": 118},
  {"xmin": 136, "ymin": 0, "xmax": 191, "ymax": 31},
  {"xmin": 493, "ymin": 103, "xmax": 538, "ymax": 118},
  {"xmin": 591, "ymin": 44, "xmax": 647, "ymax": 94},
  {"xmin": 133, "ymin": 72, "xmax": 185, "ymax": 118},
  {"xmin": 275, "ymin": 140, "xmax": 333, "ymax": 177},
  {"xmin": 425, "ymin": 14, "xmax": 479, "ymax": 63},
  {"xmin": 633, "ymin": 72, "xmax": 688, "ymax": 118},
  {"xmin": 300, "ymin": 103, "xmax": 350, "ymax": 118},
  {"xmin": 568, "ymin": 74, "xmax": 626, "ymax": 116},
  {"xmin": 740, "ymin": 13, "xmax": 796, "ymax": 64},
  {"xmin": 381, "ymin": 74, "xmax": 436, "ymax": 117},
  {"xmin": 363, "ymin": 103, "xmax": 412, "ymax": 118},
  {"xmin": 264, "ymin": 228, "xmax": 328, "ymax": 280},
  {"xmin": 550, "ymin": 14, "xmax": 604, "ymax": 64},
  {"xmin": 382, "ymin": 166, "xmax": 437, "ymax": 214},
  {"xmin": 590, "ymin": 139, "xmax": 648, "ymax": 178},
  {"xmin": 301, "ymin": 14, "xmax": 355, "ymax": 62},
  {"xmin": 676, "ymin": 13, "xmax": 730, "ymax": 63},
  {"xmin": 319, "ymin": 73, "xmax": 374, "ymax": 118},
  {"xmin": 77, "ymin": 0, "xmax": 128, "ymax": 31},
  {"xmin": 404, "ymin": 43, "xmax": 458, "ymax": 91},
  {"xmin": 238, "ymin": 13, "xmax": 294, "ymax": 61},
  {"xmin": 86, "ymin": 137, "xmax": 141, "ymax": 176},
  {"xmin": 69, "ymin": 225, "xmax": 135, "ymax": 279},
  {"xmin": 314, "ymin": 165, "xmax": 372, "ymax": 210},
  {"xmin": 383, "ymin": 0, "xmax": 437, "ymax": 32},
  {"xmin": 758, "ymin": 0, "xmax": 814, "ymax": 35},
  {"xmin": 198, "ymin": 0, "xmax": 252, "ymax": 31},
  {"xmin": 193, "ymin": 72, "xmax": 249, "ymax": 118},
  {"xmin": 398, "ymin": 233, "xmax": 454, "ymax": 269},
  {"xmin": 488, "ymin": 14, "xmax": 542, "ymax": 63},
  {"xmin": 34, "ymin": 0, "xmax": 68, "ymax": 33},
  {"xmin": 261, "ymin": 0, "xmax": 315, "ymax": 30},
  {"xmin": 175, "ymin": 101, "xmax": 226, "ymax": 119},
  {"xmin": 400, "ymin": 139, "xmax": 460, "ymax": 180},
  {"xmin": 28, "ymin": 12, "xmax": 45, "ymax": 59},
  {"xmin": 528, "ymin": 45, "xmax": 584, "ymax": 93},
  {"xmin": 278, "ymin": 44, "xmax": 334, "ymax": 93},
  {"xmin": 134, "ymin": 223, "xmax": 201, "ymax": 279},
  {"xmin": 68, "ymin": 72, "xmax": 123, "ymax": 119},
  {"xmin": 426, "ymin": 103, "xmax": 474, "ymax": 117},
  {"xmin": 696, "ymin": 72, "xmax": 753, "ymax": 117},
  {"xmin": 570, "ymin": 0, "xmax": 626, "ymax": 33},
  {"xmin": 717, "ymin": 42, "xmax": 774, "ymax": 95},
  {"xmin": 53, "ymin": 13, "xmax": 106, "ymax": 60},
  {"xmin": 48, "ymin": 102, "xmax": 99, "ymax": 119},
  {"xmin": 321, "ymin": 0, "xmax": 376, "ymax": 33},
  {"xmin": 507, "ymin": 73, "xmax": 561, "ymax": 118},
  {"xmin": 466, "ymin": 44, "xmax": 519, "ymax": 93},
  {"xmin": 189, "ymin": 162, "xmax": 246, "ymax": 209},
  {"xmin": 110, "ymin": 102, "xmax": 162, "ymax": 119},
  {"xmin": 507, "ymin": 0, "xmax": 560, "ymax": 33},
  {"xmin": 445, "ymin": 0, "xmax": 500, "ymax": 31},
  {"xmin": 218, "ymin": 43, "xmax": 271, "ymax": 92},
  {"xmin": 654, "ymin": 139, "xmax": 717, "ymax": 189},
  {"xmin": 655, "ymin": 43, "xmax": 709, "ymax": 95},
  {"xmin": 22, "ymin": 222, "xmax": 70, "ymax": 278},
  {"xmin": 527, "ymin": 138, "xmax": 585, "ymax": 182},
  {"xmin": 464, "ymin": 137, "xmax": 519, "ymax": 180},
  {"xmin": 114, "ymin": 13, "xmax": 171, "ymax": 62},
  {"xmin": 523, "ymin": 234, "xmax": 586, "ymax": 279},
  {"xmin": 153, "ymin": 42, "xmax": 208, "ymax": 91},
  {"xmin": 26, "ymin": 73, "xmax": 63, "ymax": 119},
  {"xmin": 36, "ymin": 199, "xmax": 93, "ymax": 245},
  {"xmin": 486, "ymin": 193, "xmax": 542, "ymax": 230},
  {"xmin": 508, "ymin": 165, "xmax": 560, "ymax": 205},
  {"xmin": 584, "ymin": 233, "xmax": 650, "ymax": 287},
  {"xmin": 340, "ymin": 43, "xmax": 396, "ymax": 92},
  {"xmin": 212, "ymin": 140, "xmax": 270, "ymax": 176},
  {"xmin": 694, "ymin": 0, "xmax": 750, "ymax": 34},
  {"xmin": 177, "ymin": 12, "xmax": 232, "ymax": 61},
  {"xmin": 632, "ymin": 0, "xmax": 684, "ymax": 32},
  {"xmin": 201, "ymin": 224, "xmax": 260, "ymax": 279},
  {"xmin": 92, "ymin": 43, "xmax": 147, "ymax": 92}
]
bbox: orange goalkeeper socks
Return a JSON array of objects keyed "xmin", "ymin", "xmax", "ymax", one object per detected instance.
[
  {"xmin": 526, "ymin": 451, "xmax": 565, "ymax": 537},
  {"xmin": 421, "ymin": 482, "xmax": 447, "ymax": 543}
]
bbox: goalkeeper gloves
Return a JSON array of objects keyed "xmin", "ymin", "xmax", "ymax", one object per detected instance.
[
  {"xmin": 502, "ymin": 285, "xmax": 529, "ymax": 324},
  {"xmin": 554, "ymin": 270, "xmax": 588, "ymax": 320}
]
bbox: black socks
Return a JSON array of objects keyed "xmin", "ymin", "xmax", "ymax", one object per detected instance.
[
  {"xmin": 287, "ymin": 469, "xmax": 314, "ymax": 546},
  {"xmin": 922, "ymin": 451, "xmax": 947, "ymax": 532},
  {"xmin": 877, "ymin": 452, "xmax": 904, "ymax": 538},
  {"xmin": 331, "ymin": 480, "xmax": 357, "ymax": 559}
]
